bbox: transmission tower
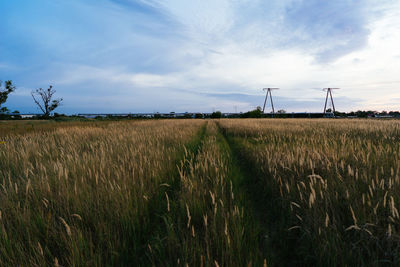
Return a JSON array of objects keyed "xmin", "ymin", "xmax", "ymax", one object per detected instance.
[
  {"xmin": 323, "ymin": 88, "xmax": 340, "ymax": 116},
  {"xmin": 262, "ymin": 88, "xmax": 279, "ymax": 114}
]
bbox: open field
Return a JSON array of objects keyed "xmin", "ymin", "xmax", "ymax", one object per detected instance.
[
  {"xmin": 1, "ymin": 119, "xmax": 400, "ymax": 266},
  {"xmin": 0, "ymin": 120, "xmax": 109, "ymax": 137}
]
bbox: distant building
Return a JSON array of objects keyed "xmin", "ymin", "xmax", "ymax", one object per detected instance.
[{"xmin": 20, "ymin": 114, "xmax": 36, "ymax": 119}]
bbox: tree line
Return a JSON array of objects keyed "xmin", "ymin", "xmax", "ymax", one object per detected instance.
[
  {"xmin": 2, "ymin": 79, "xmax": 400, "ymax": 120},
  {"xmin": 0, "ymin": 80, "xmax": 62, "ymax": 118}
]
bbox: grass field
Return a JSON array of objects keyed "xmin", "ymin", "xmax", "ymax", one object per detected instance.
[{"xmin": 1, "ymin": 119, "xmax": 400, "ymax": 266}]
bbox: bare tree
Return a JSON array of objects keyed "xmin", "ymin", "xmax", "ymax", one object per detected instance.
[
  {"xmin": 0, "ymin": 80, "xmax": 16, "ymax": 113},
  {"xmin": 31, "ymin": 85, "xmax": 63, "ymax": 118}
]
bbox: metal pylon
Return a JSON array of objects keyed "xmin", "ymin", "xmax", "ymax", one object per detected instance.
[
  {"xmin": 323, "ymin": 88, "xmax": 339, "ymax": 116},
  {"xmin": 262, "ymin": 88, "xmax": 279, "ymax": 115}
]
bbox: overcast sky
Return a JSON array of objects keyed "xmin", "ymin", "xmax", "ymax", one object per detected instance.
[{"xmin": 1, "ymin": 0, "xmax": 400, "ymax": 114}]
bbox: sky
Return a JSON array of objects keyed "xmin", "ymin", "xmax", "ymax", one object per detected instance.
[{"xmin": 1, "ymin": 0, "xmax": 400, "ymax": 114}]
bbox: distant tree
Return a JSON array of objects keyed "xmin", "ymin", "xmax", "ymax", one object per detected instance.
[
  {"xmin": 0, "ymin": 80, "xmax": 16, "ymax": 113},
  {"xmin": 241, "ymin": 107, "xmax": 262, "ymax": 118},
  {"xmin": 53, "ymin": 112, "xmax": 67, "ymax": 118},
  {"xmin": 31, "ymin": 85, "xmax": 63, "ymax": 118},
  {"xmin": 355, "ymin": 110, "xmax": 367, "ymax": 118},
  {"xmin": 277, "ymin": 109, "xmax": 286, "ymax": 114},
  {"xmin": 194, "ymin": 113, "xmax": 203, "ymax": 119},
  {"xmin": 183, "ymin": 112, "xmax": 193, "ymax": 119},
  {"xmin": 334, "ymin": 110, "xmax": 346, "ymax": 117},
  {"xmin": 211, "ymin": 111, "xmax": 222, "ymax": 119},
  {"xmin": 11, "ymin": 110, "xmax": 21, "ymax": 119}
]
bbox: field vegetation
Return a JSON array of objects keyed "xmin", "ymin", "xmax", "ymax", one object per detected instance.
[
  {"xmin": 218, "ymin": 119, "xmax": 400, "ymax": 266},
  {"xmin": 1, "ymin": 118, "xmax": 400, "ymax": 266}
]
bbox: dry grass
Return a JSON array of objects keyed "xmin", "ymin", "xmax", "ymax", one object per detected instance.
[
  {"xmin": 2, "ymin": 118, "xmax": 399, "ymax": 266},
  {"xmin": 0, "ymin": 120, "xmax": 108, "ymax": 137},
  {"xmin": 0, "ymin": 120, "xmax": 203, "ymax": 266},
  {"xmin": 151, "ymin": 121, "xmax": 262, "ymax": 266},
  {"xmin": 219, "ymin": 119, "xmax": 400, "ymax": 265}
]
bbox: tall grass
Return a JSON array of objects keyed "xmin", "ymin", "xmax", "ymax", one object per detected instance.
[
  {"xmin": 219, "ymin": 119, "xmax": 400, "ymax": 265},
  {"xmin": 0, "ymin": 120, "xmax": 106, "ymax": 137},
  {"xmin": 148, "ymin": 121, "xmax": 263, "ymax": 266},
  {"xmin": 2, "ymin": 118, "xmax": 399, "ymax": 266},
  {"xmin": 0, "ymin": 120, "xmax": 203, "ymax": 266}
]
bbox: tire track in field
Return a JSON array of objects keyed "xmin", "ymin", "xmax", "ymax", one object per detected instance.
[
  {"xmin": 216, "ymin": 122, "xmax": 303, "ymax": 267},
  {"xmin": 212, "ymin": 122, "xmax": 270, "ymax": 265},
  {"xmin": 138, "ymin": 121, "xmax": 208, "ymax": 265}
]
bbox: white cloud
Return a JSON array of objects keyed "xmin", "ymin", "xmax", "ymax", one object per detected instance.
[{"xmin": 4, "ymin": 0, "xmax": 400, "ymax": 113}]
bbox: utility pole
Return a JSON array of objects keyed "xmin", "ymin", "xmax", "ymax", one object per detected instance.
[
  {"xmin": 262, "ymin": 88, "xmax": 279, "ymax": 115},
  {"xmin": 323, "ymin": 88, "xmax": 339, "ymax": 116}
]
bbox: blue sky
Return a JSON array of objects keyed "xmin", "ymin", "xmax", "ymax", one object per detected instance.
[{"xmin": 1, "ymin": 0, "xmax": 400, "ymax": 114}]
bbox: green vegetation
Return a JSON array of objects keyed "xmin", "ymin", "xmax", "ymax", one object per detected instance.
[
  {"xmin": 240, "ymin": 107, "xmax": 263, "ymax": 118},
  {"xmin": 1, "ymin": 119, "xmax": 400, "ymax": 266},
  {"xmin": 0, "ymin": 80, "xmax": 16, "ymax": 114},
  {"xmin": 210, "ymin": 111, "xmax": 222, "ymax": 118}
]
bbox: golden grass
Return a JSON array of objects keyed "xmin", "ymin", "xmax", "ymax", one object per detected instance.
[
  {"xmin": 2, "ymin": 118, "xmax": 399, "ymax": 265},
  {"xmin": 219, "ymin": 118, "xmax": 400, "ymax": 265},
  {"xmin": 0, "ymin": 120, "xmax": 203, "ymax": 266}
]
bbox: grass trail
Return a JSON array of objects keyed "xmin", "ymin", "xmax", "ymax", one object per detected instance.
[
  {"xmin": 144, "ymin": 121, "xmax": 267, "ymax": 266},
  {"xmin": 217, "ymin": 122, "xmax": 304, "ymax": 266},
  {"xmin": 213, "ymin": 122, "xmax": 270, "ymax": 264},
  {"xmin": 139, "ymin": 121, "xmax": 208, "ymax": 265}
]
